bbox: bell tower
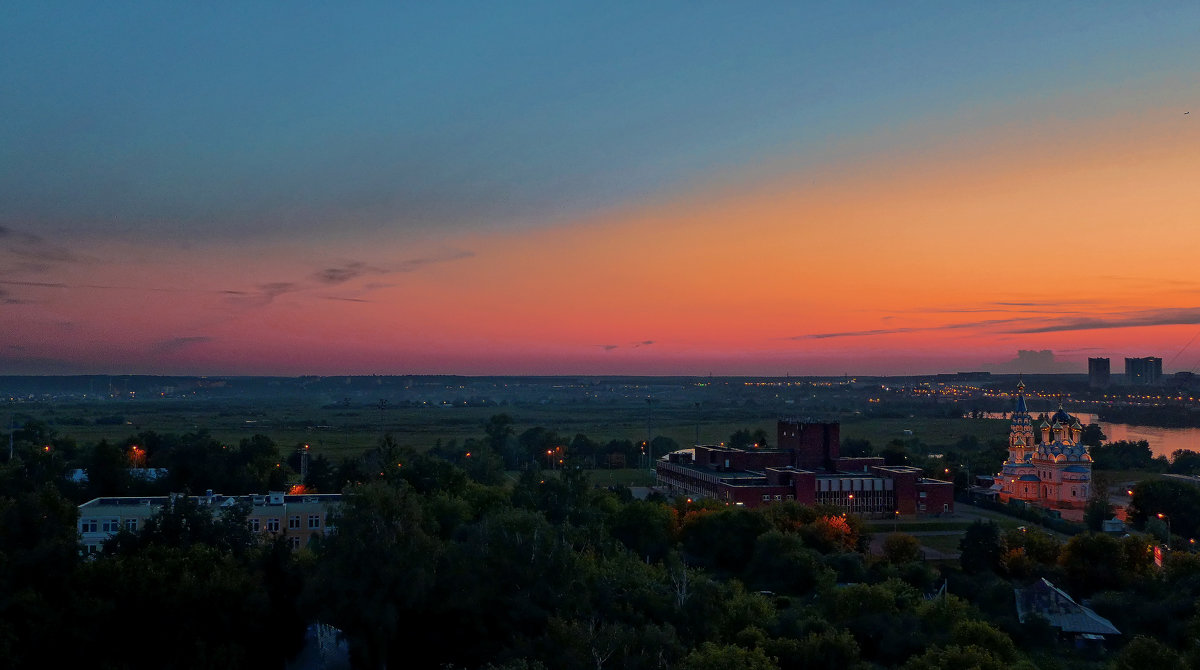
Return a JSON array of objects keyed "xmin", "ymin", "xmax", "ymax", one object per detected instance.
[{"xmin": 1008, "ymin": 380, "xmax": 1034, "ymax": 464}]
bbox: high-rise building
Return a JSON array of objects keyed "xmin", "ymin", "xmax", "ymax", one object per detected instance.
[
  {"xmin": 1125, "ymin": 357, "xmax": 1163, "ymax": 385},
  {"xmin": 1088, "ymin": 358, "xmax": 1110, "ymax": 389}
]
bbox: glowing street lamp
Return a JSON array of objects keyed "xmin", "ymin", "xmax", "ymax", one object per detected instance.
[{"xmin": 1158, "ymin": 513, "xmax": 1172, "ymax": 547}]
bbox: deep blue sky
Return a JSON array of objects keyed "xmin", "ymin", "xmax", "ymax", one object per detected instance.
[{"xmin": 4, "ymin": 3, "xmax": 1194, "ymax": 240}]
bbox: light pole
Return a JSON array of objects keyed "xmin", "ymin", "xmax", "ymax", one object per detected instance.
[{"xmin": 1158, "ymin": 513, "xmax": 1172, "ymax": 547}]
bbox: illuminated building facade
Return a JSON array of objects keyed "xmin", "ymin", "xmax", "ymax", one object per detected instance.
[
  {"xmin": 995, "ymin": 381, "xmax": 1092, "ymax": 520},
  {"xmin": 655, "ymin": 420, "xmax": 953, "ymax": 515},
  {"xmin": 77, "ymin": 491, "xmax": 341, "ymax": 555}
]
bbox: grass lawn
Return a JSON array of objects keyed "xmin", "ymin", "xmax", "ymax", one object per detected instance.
[
  {"xmin": 586, "ymin": 468, "xmax": 658, "ymax": 487},
  {"xmin": 839, "ymin": 416, "xmax": 1010, "ymax": 450},
  {"xmin": 917, "ymin": 534, "xmax": 964, "ymax": 555},
  {"xmin": 863, "ymin": 521, "xmax": 973, "ymax": 533}
]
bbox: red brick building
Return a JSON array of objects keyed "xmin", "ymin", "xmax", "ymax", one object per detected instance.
[{"xmin": 656, "ymin": 420, "xmax": 953, "ymax": 516}]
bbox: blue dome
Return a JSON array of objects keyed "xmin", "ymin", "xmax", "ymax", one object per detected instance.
[{"xmin": 1051, "ymin": 407, "xmax": 1073, "ymax": 424}]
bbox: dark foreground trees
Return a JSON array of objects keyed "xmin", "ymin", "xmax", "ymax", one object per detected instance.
[{"xmin": 10, "ymin": 412, "xmax": 1200, "ymax": 669}]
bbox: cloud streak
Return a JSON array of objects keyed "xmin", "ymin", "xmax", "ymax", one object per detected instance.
[
  {"xmin": 799, "ymin": 307, "xmax": 1200, "ymax": 341},
  {"xmin": 149, "ymin": 336, "xmax": 213, "ymax": 354},
  {"xmin": 1006, "ymin": 307, "xmax": 1200, "ymax": 334},
  {"xmin": 0, "ymin": 225, "xmax": 87, "ymax": 265},
  {"xmin": 799, "ymin": 317, "xmax": 1034, "ymax": 340}
]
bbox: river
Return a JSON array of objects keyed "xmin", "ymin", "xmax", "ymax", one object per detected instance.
[{"xmin": 983, "ymin": 411, "xmax": 1200, "ymax": 459}]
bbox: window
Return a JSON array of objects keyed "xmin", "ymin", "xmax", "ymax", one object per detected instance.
[
  {"xmin": 919, "ymin": 491, "xmax": 927, "ymax": 498},
  {"xmin": 289, "ymin": 515, "xmax": 301, "ymax": 529},
  {"xmin": 248, "ymin": 518, "xmax": 260, "ymax": 532},
  {"xmin": 289, "ymin": 536, "xmax": 301, "ymax": 550},
  {"xmin": 761, "ymin": 495, "xmax": 770, "ymax": 502},
  {"xmin": 773, "ymin": 495, "xmax": 782, "ymax": 501},
  {"xmin": 266, "ymin": 518, "xmax": 280, "ymax": 533},
  {"xmin": 81, "ymin": 519, "xmax": 97, "ymax": 533},
  {"xmin": 918, "ymin": 503, "xmax": 927, "ymax": 512},
  {"xmin": 125, "ymin": 518, "xmax": 138, "ymax": 532},
  {"xmin": 102, "ymin": 519, "xmax": 120, "ymax": 533},
  {"xmin": 308, "ymin": 514, "xmax": 321, "ymax": 529}
]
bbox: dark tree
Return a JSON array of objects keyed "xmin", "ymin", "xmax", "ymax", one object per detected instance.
[
  {"xmin": 1080, "ymin": 423, "xmax": 1105, "ymax": 447},
  {"xmin": 958, "ymin": 521, "xmax": 1005, "ymax": 574},
  {"xmin": 308, "ymin": 482, "xmax": 441, "ymax": 670}
]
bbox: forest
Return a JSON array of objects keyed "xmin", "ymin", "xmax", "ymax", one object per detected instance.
[{"xmin": 4, "ymin": 413, "xmax": 1200, "ymax": 669}]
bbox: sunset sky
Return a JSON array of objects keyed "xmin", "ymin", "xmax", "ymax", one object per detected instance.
[{"xmin": 2, "ymin": 4, "xmax": 1199, "ymax": 376}]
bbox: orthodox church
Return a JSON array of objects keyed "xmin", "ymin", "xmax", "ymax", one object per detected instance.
[{"xmin": 995, "ymin": 381, "xmax": 1093, "ymax": 521}]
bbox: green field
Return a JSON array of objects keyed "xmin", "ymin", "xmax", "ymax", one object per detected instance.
[
  {"xmin": 13, "ymin": 398, "xmax": 1013, "ymax": 464},
  {"xmin": 838, "ymin": 416, "xmax": 1010, "ymax": 450}
]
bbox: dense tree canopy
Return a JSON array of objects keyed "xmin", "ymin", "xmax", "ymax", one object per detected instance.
[{"xmin": 4, "ymin": 412, "xmax": 1199, "ymax": 669}]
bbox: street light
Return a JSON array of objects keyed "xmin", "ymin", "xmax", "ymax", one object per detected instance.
[{"xmin": 1158, "ymin": 513, "xmax": 1171, "ymax": 547}]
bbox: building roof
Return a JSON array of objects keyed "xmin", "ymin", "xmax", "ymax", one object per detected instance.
[
  {"xmin": 1051, "ymin": 405, "xmax": 1074, "ymax": 425},
  {"xmin": 1014, "ymin": 579, "xmax": 1120, "ymax": 636}
]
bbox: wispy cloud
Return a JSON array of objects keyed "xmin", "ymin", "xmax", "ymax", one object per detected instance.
[
  {"xmin": 1006, "ymin": 307, "xmax": 1200, "ymax": 334},
  {"xmin": 798, "ymin": 307, "xmax": 1200, "ymax": 341},
  {"xmin": 598, "ymin": 340, "xmax": 655, "ymax": 351},
  {"xmin": 313, "ymin": 251, "xmax": 473, "ymax": 286},
  {"xmin": 393, "ymin": 250, "xmax": 474, "ymax": 273},
  {"xmin": 224, "ymin": 282, "xmax": 299, "ymax": 309},
  {"xmin": 150, "ymin": 336, "xmax": 213, "ymax": 354},
  {"xmin": 0, "ymin": 225, "xmax": 87, "ymax": 265},
  {"xmin": 312, "ymin": 261, "xmax": 385, "ymax": 285},
  {"xmin": 0, "ymin": 287, "xmax": 33, "ymax": 304},
  {"xmin": 798, "ymin": 317, "xmax": 1033, "ymax": 340}
]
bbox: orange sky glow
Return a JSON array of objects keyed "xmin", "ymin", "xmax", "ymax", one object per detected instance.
[{"xmin": 7, "ymin": 102, "xmax": 1197, "ymax": 376}]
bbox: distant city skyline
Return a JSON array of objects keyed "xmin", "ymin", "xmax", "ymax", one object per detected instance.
[{"xmin": 2, "ymin": 5, "xmax": 1199, "ymax": 376}]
